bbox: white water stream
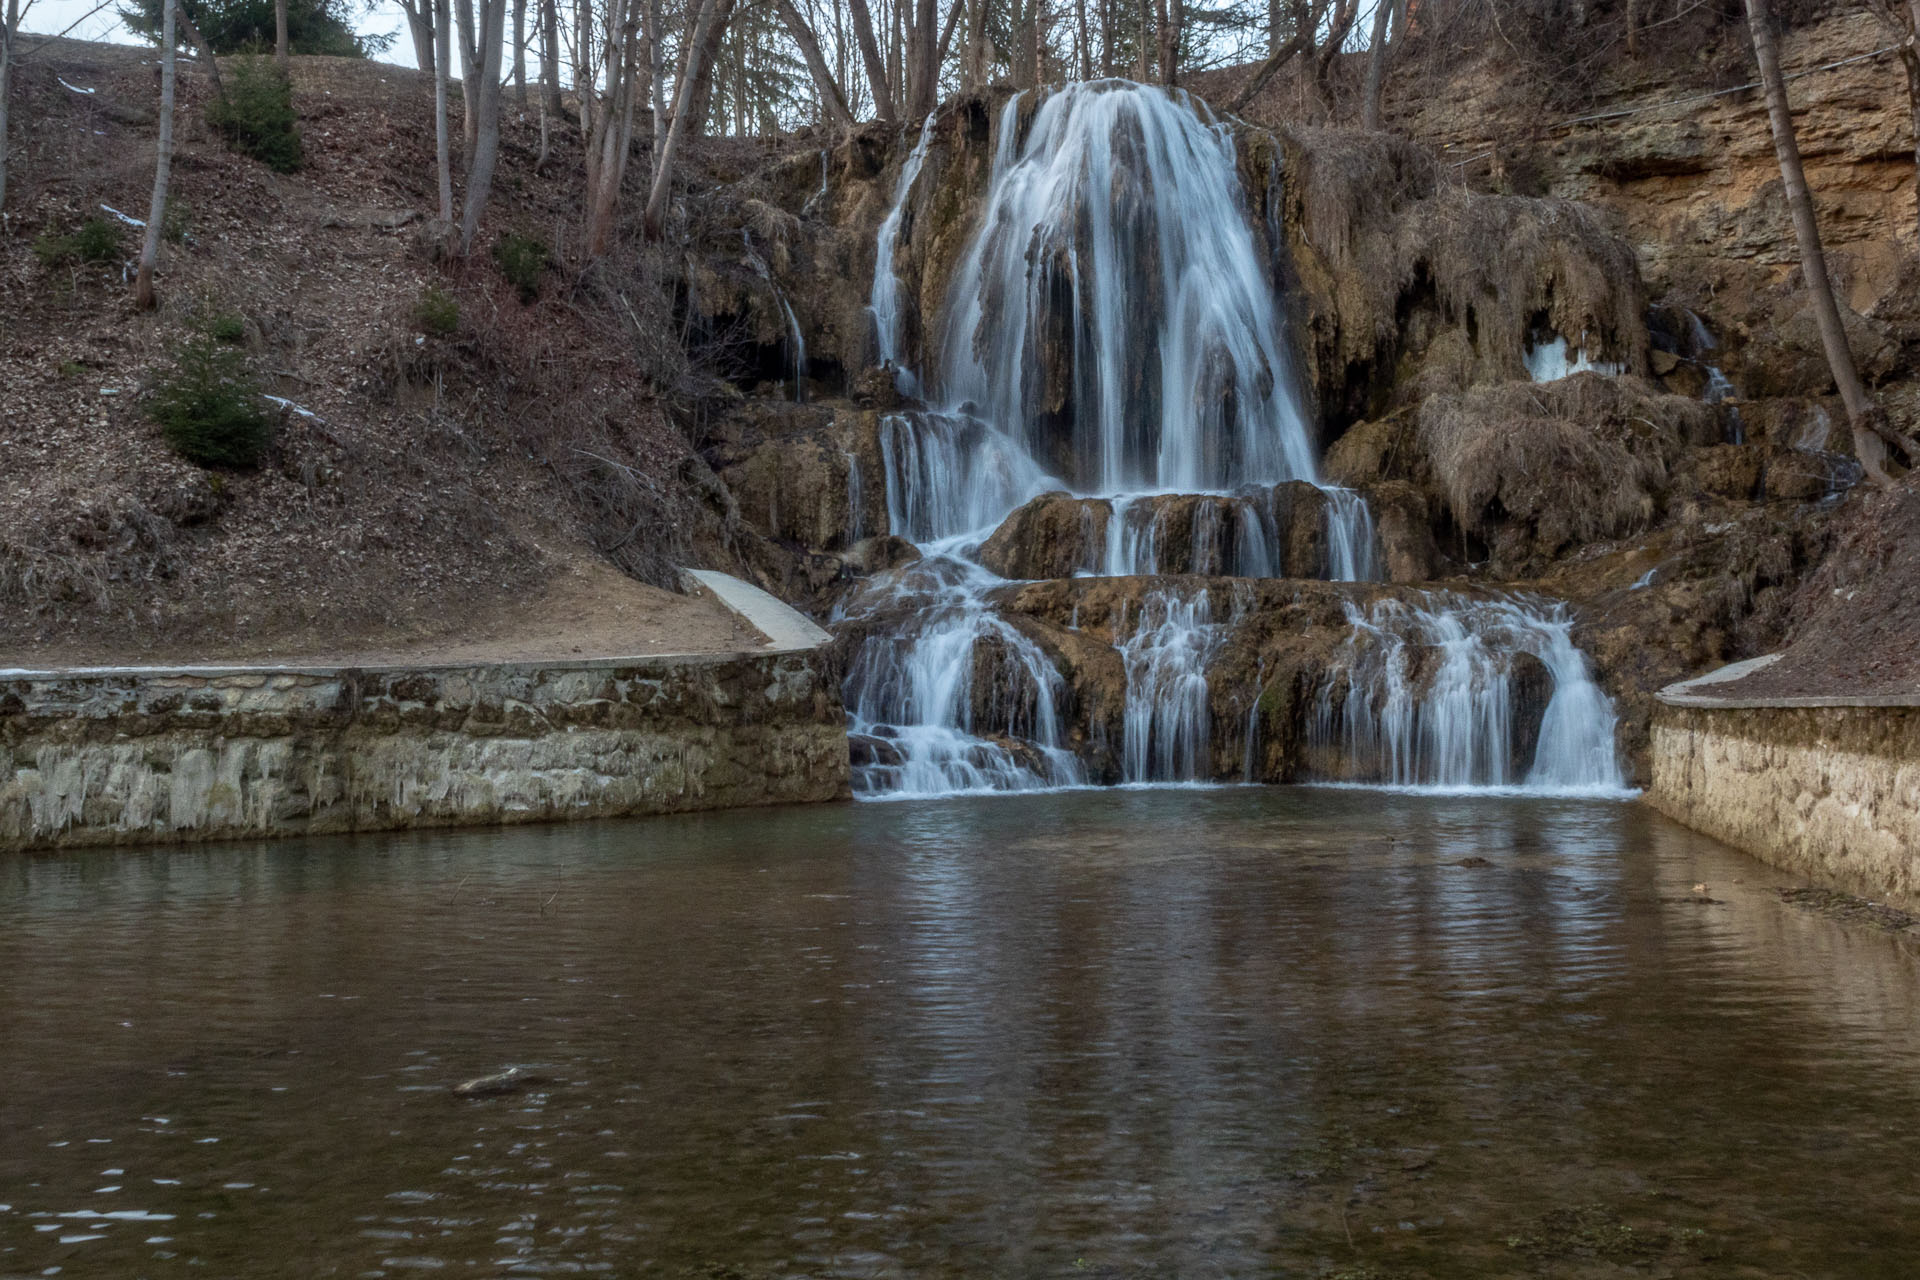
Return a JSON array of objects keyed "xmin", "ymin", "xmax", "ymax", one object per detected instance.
[
  {"xmin": 846, "ymin": 81, "xmax": 1623, "ymax": 799},
  {"xmin": 1310, "ymin": 596, "xmax": 1628, "ymax": 796}
]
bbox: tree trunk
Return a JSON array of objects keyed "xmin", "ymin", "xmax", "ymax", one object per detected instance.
[
  {"xmin": 1360, "ymin": 0, "xmax": 1392, "ymax": 129},
  {"xmin": 849, "ymin": 0, "xmax": 894, "ymax": 120},
  {"xmin": 539, "ymin": 0, "xmax": 562, "ymax": 113},
  {"xmin": 458, "ymin": 0, "xmax": 508, "ymax": 253},
  {"xmin": 135, "ymin": 0, "xmax": 177, "ymax": 310},
  {"xmin": 646, "ymin": 0, "xmax": 667, "ymax": 156},
  {"xmin": 1226, "ymin": 27, "xmax": 1307, "ymax": 112},
  {"xmin": 585, "ymin": 2, "xmax": 638, "ymax": 255},
  {"xmin": 399, "ymin": 0, "xmax": 435, "ymax": 73},
  {"xmin": 0, "ymin": 0, "xmax": 15, "ymax": 213},
  {"xmin": 1074, "ymin": 0, "xmax": 1090, "ymax": 79},
  {"xmin": 683, "ymin": 0, "xmax": 738, "ymax": 137},
  {"xmin": 775, "ymin": 0, "xmax": 855, "ymax": 129},
  {"xmin": 1745, "ymin": 0, "xmax": 1894, "ymax": 483},
  {"xmin": 966, "ymin": 0, "xmax": 987, "ymax": 89},
  {"xmin": 644, "ymin": 0, "xmax": 727, "ymax": 238},
  {"xmin": 434, "ymin": 0, "xmax": 454, "ymax": 228},
  {"xmin": 906, "ymin": 0, "xmax": 936, "ymax": 116},
  {"xmin": 275, "ymin": 0, "xmax": 289, "ymax": 72},
  {"xmin": 1134, "ymin": 0, "xmax": 1151, "ymax": 80},
  {"xmin": 176, "ymin": 5, "xmax": 226, "ymax": 100},
  {"xmin": 1159, "ymin": 0, "xmax": 1182, "ymax": 83},
  {"xmin": 455, "ymin": 0, "xmax": 480, "ymax": 155},
  {"xmin": 512, "ymin": 0, "xmax": 527, "ymax": 100},
  {"xmin": 1312, "ymin": 0, "xmax": 1358, "ymax": 119},
  {"xmin": 1029, "ymin": 0, "xmax": 1043, "ymax": 85}
]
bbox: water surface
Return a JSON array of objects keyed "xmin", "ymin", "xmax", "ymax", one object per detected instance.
[{"xmin": 3, "ymin": 789, "xmax": 1918, "ymax": 1277}]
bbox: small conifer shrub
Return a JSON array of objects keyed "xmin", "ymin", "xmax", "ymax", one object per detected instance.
[
  {"xmin": 493, "ymin": 233, "xmax": 549, "ymax": 303},
  {"xmin": 33, "ymin": 217, "xmax": 123, "ymax": 267},
  {"xmin": 414, "ymin": 285, "xmax": 459, "ymax": 335},
  {"xmin": 208, "ymin": 56, "xmax": 304, "ymax": 172},
  {"xmin": 148, "ymin": 338, "xmax": 275, "ymax": 468}
]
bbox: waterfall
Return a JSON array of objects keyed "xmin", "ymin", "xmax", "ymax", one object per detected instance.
[
  {"xmin": 844, "ymin": 451, "xmax": 864, "ymax": 544},
  {"xmin": 840, "ymin": 82, "xmax": 1618, "ymax": 802},
  {"xmin": 1102, "ymin": 496, "xmax": 1158, "ymax": 575},
  {"xmin": 803, "ymin": 148, "xmax": 830, "ymax": 216},
  {"xmin": 1527, "ymin": 334, "xmax": 1623, "ymax": 382},
  {"xmin": 843, "ymin": 561, "xmax": 1084, "ymax": 797},
  {"xmin": 1120, "ymin": 589, "xmax": 1224, "ymax": 783},
  {"xmin": 869, "ymin": 115, "xmax": 939, "ymax": 393},
  {"xmin": 1309, "ymin": 594, "xmax": 1628, "ymax": 795},
  {"xmin": 742, "ymin": 230, "xmax": 807, "ymax": 401},
  {"xmin": 1242, "ymin": 657, "xmax": 1267, "ymax": 783},
  {"xmin": 1324, "ymin": 488, "xmax": 1378, "ymax": 583},
  {"xmin": 878, "ymin": 411, "xmax": 1053, "ymax": 545},
  {"xmin": 936, "ymin": 81, "xmax": 1320, "ymax": 495}
]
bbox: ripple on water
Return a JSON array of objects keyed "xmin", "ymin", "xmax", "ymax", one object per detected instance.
[{"xmin": 3, "ymin": 791, "xmax": 1920, "ymax": 1276}]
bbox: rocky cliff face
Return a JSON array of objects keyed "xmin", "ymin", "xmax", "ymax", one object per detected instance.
[
  {"xmin": 1391, "ymin": 9, "xmax": 1917, "ymax": 410},
  {"xmin": 669, "ymin": 50, "xmax": 1908, "ymax": 786}
]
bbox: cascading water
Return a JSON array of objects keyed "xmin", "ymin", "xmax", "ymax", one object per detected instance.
[
  {"xmin": 840, "ymin": 80, "xmax": 1622, "ymax": 800},
  {"xmin": 935, "ymin": 82, "xmax": 1320, "ymax": 494},
  {"xmin": 868, "ymin": 115, "xmax": 938, "ymax": 395},
  {"xmin": 742, "ymin": 230, "xmax": 806, "ymax": 401},
  {"xmin": 1120, "ymin": 589, "xmax": 1225, "ymax": 783},
  {"xmin": 1309, "ymin": 594, "xmax": 1628, "ymax": 795},
  {"xmin": 842, "ymin": 560, "xmax": 1085, "ymax": 798},
  {"xmin": 1526, "ymin": 334, "xmax": 1624, "ymax": 382}
]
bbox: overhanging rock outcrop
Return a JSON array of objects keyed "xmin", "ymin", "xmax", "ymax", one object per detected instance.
[
  {"xmin": 1648, "ymin": 655, "xmax": 1920, "ymax": 909},
  {"xmin": 0, "ymin": 572, "xmax": 850, "ymax": 852}
]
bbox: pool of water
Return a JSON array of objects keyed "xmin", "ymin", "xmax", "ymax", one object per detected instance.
[{"xmin": 3, "ymin": 789, "xmax": 1918, "ymax": 1277}]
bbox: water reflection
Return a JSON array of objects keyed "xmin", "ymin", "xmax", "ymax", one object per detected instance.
[{"xmin": 3, "ymin": 790, "xmax": 1919, "ymax": 1277}]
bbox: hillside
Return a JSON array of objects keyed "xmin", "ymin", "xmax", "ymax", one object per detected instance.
[
  {"xmin": 3, "ymin": 14, "xmax": 1916, "ymax": 706},
  {"xmin": 1, "ymin": 39, "xmax": 794, "ymax": 665}
]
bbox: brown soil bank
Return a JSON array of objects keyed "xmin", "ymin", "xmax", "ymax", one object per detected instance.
[{"xmin": 0, "ymin": 40, "xmax": 807, "ymax": 668}]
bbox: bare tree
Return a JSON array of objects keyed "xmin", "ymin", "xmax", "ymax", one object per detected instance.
[
  {"xmin": 0, "ymin": 0, "xmax": 16, "ymax": 213},
  {"xmin": 1226, "ymin": 15, "xmax": 1311, "ymax": 112},
  {"xmin": 275, "ymin": 0, "xmax": 289, "ymax": 72},
  {"xmin": 1865, "ymin": 0, "xmax": 1920, "ymax": 246},
  {"xmin": 775, "ymin": 0, "xmax": 855, "ymax": 128},
  {"xmin": 1745, "ymin": 0, "xmax": 1906, "ymax": 483},
  {"xmin": 174, "ymin": 7, "xmax": 227, "ymax": 100},
  {"xmin": 1158, "ymin": 0, "xmax": 1182, "ymax": 83},
  {"xmin": 584, "ymin": 0, "xmax": 643, "ymax": 254},
  {"xmin": 458, "ymin": 0, "xmax": 509, "ymax": 252},
  {"xmin": 512, "ymin": 0, "xmax": 526, "ymax": 100},
  {"xmin": 434, "ymin": 0, "xmax": 454, "ymax": 228},
  {"xmin": 683, "ymin": 0, "xmax": 738, "ymax": 135},
  {"xmin": 135, "ymin": 0, "xmax": 178, "ymax": 310},
  {"xmin": 398, "ymin": 0, "xmax": 436, "ymax": 74},
  {"xmin": 539, "ymin": 0, "xmax": 562, "ymax": 114},
  {"xmin": 644, "ymin": 0, "xmax": 730, "ymax": 237},
  {"xmin": 1075, "ymin": 0, "xmax": 1090, "ymax": 80},
  {"xmin": 454, "ymin": 0, "xmax": 480, "ymax": 153},
  {"xmin": 904, "ymin": 0, "xmax": 936, "ymax": 115},
  {"xmin": 848, "ymin": 0, "xmax": 894, "ymax": 122},
  {"xmin": 1311, "ymin": 0, "xmax": 1358, "ymax": 115},
  {"xmin": 1361, "ymin": 0, "xmax": 1403, "ymax": 130}
]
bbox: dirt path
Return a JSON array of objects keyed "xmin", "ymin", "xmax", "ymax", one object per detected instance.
[{"xmin": 4, "ymin": 553, "xmax": 769, "ymax": 671}]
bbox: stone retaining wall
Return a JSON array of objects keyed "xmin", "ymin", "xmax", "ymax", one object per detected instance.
[
  {"xmin": 1, "ymin": 646, "xmax": 850, "ymax": 853},
  {"xmin": 1649, "ymin": 699, "xmax": 1920, "ymax": 909}
]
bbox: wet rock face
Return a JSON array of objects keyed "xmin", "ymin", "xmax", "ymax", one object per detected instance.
[
  {"xmin": 976, "ymin": 483, "xmax": 1347, "ymax": 580},
  {"xmin": 970, "ymin": 577, "xmax": 1590, "ymax": 786},
  {"xmin": 701, "ymin": 400, "xmax": 891, "ymax": 557}
]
